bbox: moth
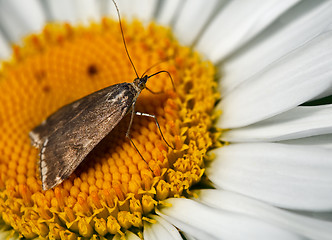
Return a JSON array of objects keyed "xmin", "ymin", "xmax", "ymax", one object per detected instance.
[{"xmin": 29, "ymin": 0, "xmax": 173, "ymax": 190}]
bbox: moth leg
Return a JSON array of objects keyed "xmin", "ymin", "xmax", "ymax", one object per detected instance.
[
  {"xmin": 127, "ymin": 135, "xmax": 153, "ymax": 172},
  {"xmin": 125, "ymin": 103, "xmax": 136, "ymax": 138},
  {"xmin": 124, "ymin": 103, "xmax": 151, "ymax": 169},
  {"xmin": 127, "ymin": 135, "xmax": 144, "ymax": 159},
  {"xmin": 135, "ymin": 112, "xmax": 174, "ymax": 150}
]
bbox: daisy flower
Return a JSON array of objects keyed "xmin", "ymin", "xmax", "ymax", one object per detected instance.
[{"xmin": 0, "ymin": 0, "xmax": 332, "ymax": 239}]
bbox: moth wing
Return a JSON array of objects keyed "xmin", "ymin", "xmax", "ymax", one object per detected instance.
[
  {"xmin": 29, "ymin": 84, "xmax": 122, "ymax": 148},
  {"xmin": 37, "ymin": 83, "xmax": 136, "ymax": 190}
]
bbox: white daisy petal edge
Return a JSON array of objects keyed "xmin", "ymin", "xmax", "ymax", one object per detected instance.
[
  {"xmin": 155, "ymin": 0, "xmax": 182, "ymax": 26},
  {"xmin": 197, "ymin": 189, "xmax": 332, "ymax": 240},
  {"xmin": 111, "ymin": 0, "xmax": 156, "ymax": 23},
  {"xmin": 218, "ymin": 31, "xmax": 332, "ymax": 129},
  {"xmin": 281, "ymin": 134, "xmax": 332, "ymax": 149},
  {"xmin": 48, "ymin": 0, "xmax": 77, "ymax": 24},
  {"xmin": 0, "ymin": 0, "xmax": 45, "ymax": 43},
  {"xmin": 311, "ymin": 212, "xmax": 332, "ymax": 222},
  {"xmin": 0, "ymin": 220, "xmax": 18, "ymax": 240},
  {"xmin": 196, "ymin": 0, "xmax": 300, "ymax": 62},
  {"xmin": 144, "ymin": 215, "xmax": 182, "ymax": 240},
  {"xmin": 112, "ymin": 231, "xmax": 140, "ymax": 240},
  {"xmin": 180, "ymin": 232, "xmax": 199, "ymax": 240},
  {"xmin": 221, "ymin": 0, "xmax": 332, "ymax": 96},
  {"xmin": 74, "ymin": 0, "xmax": 100, "ymax": 24},
  {"xmin": 126, "ymin": 231, "xmax": 141, "ymax": 240},
  {"xmin": 222, "ymin": 104, "xmax": 332, "ymax": 142},
  {"xmin": 208, "ymin": 143, "xmax": 332, "ymax": 211},
  {"xmin": 157, "ymin": 198, "xmax": 303, "ymax": 240},
  {"xmin": 173, "ymin": 0, "xmax": 220, "ymax": 46},
  {"xmin": 0, "ymin": 33, "xmax": 10, "ymax": 60}
]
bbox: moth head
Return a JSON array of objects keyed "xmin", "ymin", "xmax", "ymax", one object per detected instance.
[{"xmin": 134, "ymin": 75, "xmax": 148, "ymax": 90}]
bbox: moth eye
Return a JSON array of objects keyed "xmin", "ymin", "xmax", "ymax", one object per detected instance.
[{"xmin": 87, "ymin": 64, "xmax": 98, "ymax": 76}]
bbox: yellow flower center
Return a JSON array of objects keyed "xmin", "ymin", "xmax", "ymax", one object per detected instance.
[{"xmin": 0, "ymin": 18, "xmax": 220, "ymax": 238}]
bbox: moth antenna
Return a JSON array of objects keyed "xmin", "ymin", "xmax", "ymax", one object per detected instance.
[
  {"xmin": 148, "ymin": 70, "xmax": 176, "ymax": 92},
  {"xmin": 140, "ymin": 58, "xmax": 171, "ymax": 78},
  {"xmin": 111, "ymin": 0, "xmax": 139, "ymax": 78}
]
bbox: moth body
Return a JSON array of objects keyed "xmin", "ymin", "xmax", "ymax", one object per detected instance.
[{"xmin": 30, "ymin": 77, "xmax": 148, "ymax": 190}]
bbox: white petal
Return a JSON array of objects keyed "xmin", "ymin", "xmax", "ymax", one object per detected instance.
[
  {"xmin": 222, "ymin": 1, "xmax": 332, "ymax": 96},
  {"xmin": 157, "ymin": 198, "xmax": 302, "ymax": 240},
  {"xmin": 312, "ymin": 212, "xmax": 332, "ymax": 222},
  {"xmin": 0, "ymin": 219, "xmax": 19, "ymax": 240},
  {"xmin": 74, "ymin": 0, "xmax": 101, "ymax": 23},
  {"xmin": 7, "ymin": 0, "xmax": 45, "ymax": 32},
  {"xmin": 48, "ymin": 0, "xmax": 77, "ymax": 23},
  {"xmin": 285, "ymin": 210, "xmax": 332, "ymax": 222},
  {"xmin": 196, "ymin": 0, "xmax": 299, "ymax": 62},
  {"xmin": 197, "ymin": 189, "xmax": 332, "ymax": 240},
  {"xmin": 126, "ymin": 231, "xmax": 141, "ymax": 240},
  {"xmin": 107, "ymin": 0, "xmax": 156, "ymax": 23},
  {"xmin": 48, "ymin": 0, "xmax": 101, "ymax": 24},
  {"xmin": 156, "ymin": 0, "xmax": 182, "ymax": 26},
  {"xmin": 223, "ymin": 105, "xmax": 332, "ymax": 142},
  {"xmin": 112, "ymin": 231, "xmax": 140, "ymax": 240},
  {"xmin": 0, "ymin": 229, "xmax": 19, "ymax": 240},
  {"xmin": 208, "ymin": 143, "xmax": 332, "ymax": 211},
  {"xmin": 173, "ymin": 0, "xmax": 221, "ymax": 45},
  {"xmin": 144, "ymin": 215, "xmax": 182, "ymax": 240},
  {"xmin": 0, "ymin": 0, "xmax": 45, "ymax": 42},
  {"xmin": 181, "ymin": 232, "xmax": 199, "ymax": 240},
  {"xmin": 0, "ymin": 33, "xmax": 10, "ymax": 60},
  {"xmin": 282, "ymin": 134, "xmax": 332, "ymax": 149},
  {"xmin": 218, "ymin": 31, "xmax": 332, "ymax": 128}
]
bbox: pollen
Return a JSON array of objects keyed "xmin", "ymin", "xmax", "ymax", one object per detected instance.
[{"xmin": 0, "ymin": 18, "xmax": 220, "ymax": 238}]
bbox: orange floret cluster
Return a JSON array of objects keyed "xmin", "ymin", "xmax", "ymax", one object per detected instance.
[{"xmin": 0, "ymin": 18, "xmax": 220, "ymax": 239}]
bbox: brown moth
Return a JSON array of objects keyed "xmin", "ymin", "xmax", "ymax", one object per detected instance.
[{"xmin": 29, "ymin": 0, "xmax": 173, "ymax": 190}]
